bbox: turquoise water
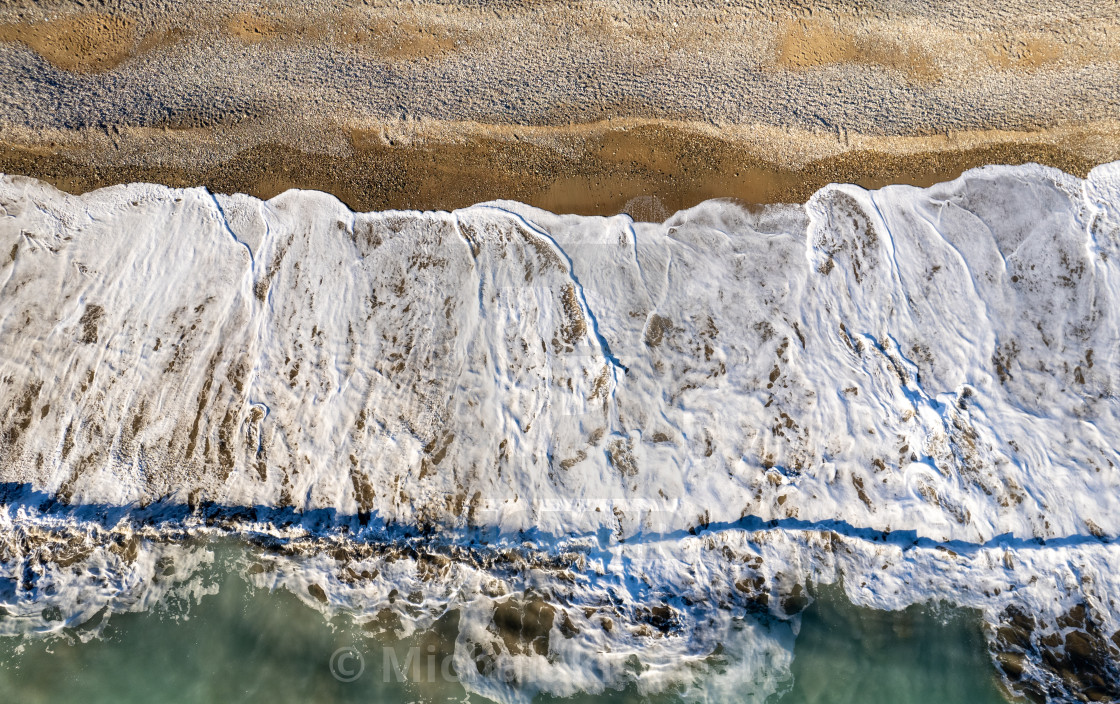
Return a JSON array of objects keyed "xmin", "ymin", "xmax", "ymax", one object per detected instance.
[
  {"xmin": 778, "ymin": 586, "xmax": 1009, "ymax": 704},
  {"xmin": 0, "ymin": 546, "xmax": 1010, "ymax": 704}
]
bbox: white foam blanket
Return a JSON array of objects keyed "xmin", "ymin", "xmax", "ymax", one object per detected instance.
[{"xmin": 3, "ymin": 164, "xmax": 1120, "ymax": 702}]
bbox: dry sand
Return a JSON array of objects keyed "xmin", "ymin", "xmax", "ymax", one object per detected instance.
[{"xmin": 1, "ymin": 0, "xmax": 1119, "ymax": 215}]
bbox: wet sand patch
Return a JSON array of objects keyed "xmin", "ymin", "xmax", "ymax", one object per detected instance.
[
  {"xmin": 0, "ymin": 122, "xmax": 1106, "ymax": 220},
  {"xmin": 347, "ymin": 17, "xmax": 478, "ymax": 62},
  {"xmin": 0, "ymin": 13, "xmax": 135, "ymax": 73},
  {"xmin": 986, "ymin": 34, "xmax": 1064, "ymax": 70},
  {"xmin": 223, "ymin": 12, "xmax": 326, "ymax": 44},
  {"xmin": 220, "ymin": 10, "xmax": 477, "ymax": 60},
  {"xmin": 775, "ymin": 19, "xmax": 941, "ymax": 83}
]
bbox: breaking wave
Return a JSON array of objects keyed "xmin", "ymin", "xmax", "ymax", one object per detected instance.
[{"xmin": 3, "ymin": 162, "xmax": 1120, "ymax": 702}]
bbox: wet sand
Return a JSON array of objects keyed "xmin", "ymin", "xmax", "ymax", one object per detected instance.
[{"xmin": 0, "ymin": 121, "xmax": 1111, "ymax": 219}]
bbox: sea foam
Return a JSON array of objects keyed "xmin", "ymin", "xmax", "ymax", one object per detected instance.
[{"xmin": 2, "ymin": 163, "xmax": 1120, "ymax": 701}]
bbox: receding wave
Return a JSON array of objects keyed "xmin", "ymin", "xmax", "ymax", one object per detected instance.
[{"xmin": 2, "ymin": 163, "xmax": 1120, "ymax": 702}]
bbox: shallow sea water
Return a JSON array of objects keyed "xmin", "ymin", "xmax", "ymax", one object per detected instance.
[
  {"xmin": 0, "ymin": 543, "xmax": 1010, "ymax": 704},
  {"xmin": 779, "ymin": 586, "xmax": 1009, "ymax": 704}
]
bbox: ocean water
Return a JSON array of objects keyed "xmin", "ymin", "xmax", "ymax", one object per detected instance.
[
  {"xmin": 779, "ymin": 586, "xmax": 1008, "ymax": 704},
  {"xmin": 0, "ymin": 543, "xmax": 1007, "ymax": 704},
  {"xmin": 5, "ymin": 162, "xmax": 1120, "ymax": 702}
]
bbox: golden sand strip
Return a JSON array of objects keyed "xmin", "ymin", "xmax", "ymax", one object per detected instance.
[{"xmin": 2, "ymin": 120, "xmax": 1118, "ymax": 218}]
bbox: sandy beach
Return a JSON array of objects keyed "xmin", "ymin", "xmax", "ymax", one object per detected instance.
[{"xmin": 0, "ymin": 0, "xmax": 1118, "ymax": 215}]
